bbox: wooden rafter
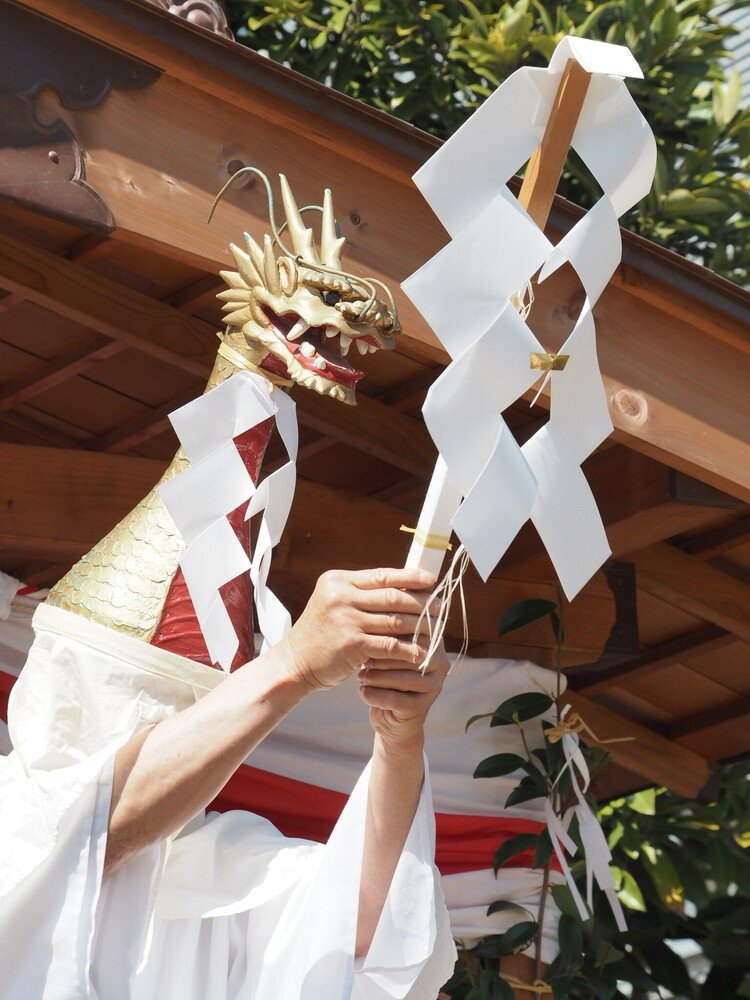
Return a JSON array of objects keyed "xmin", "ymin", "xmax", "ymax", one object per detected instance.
[
  {"xmin": 665, "ymin": 697, "xmax": 750, "ymax": 740},
  {"xmin": 0, "ymin": 291, "xmax": 24, "ymax": 313},
  {"xmin": 65, "ymin": 233, "xmax": 114, "ymax": 264},
  {"xmin": 680, "ymin": 514, "xmax": 750, "ymax": 558},
  {"xmin": 569, "ymin": 624, "xmax": 734, "ymax": 694},
  {"xmin": 89, "ymin": 388, "xmax": 199, "ymax": 454},
  {"xmin": 631, "ymin": 542, "xmax": 750, "ymax": 645},
  {"xmin": 167, "ymin": 275, "xmax": 225, "ymax": 313},
  {"xmin": 0, "ymin": 229, "xmax": 215, "ymax": 377},
  {"xmin": 0, "ymin": 338, "xmax": 125, "ymax": 414}
]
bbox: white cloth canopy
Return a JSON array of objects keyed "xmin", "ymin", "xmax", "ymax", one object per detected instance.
[{"xmin": 0, "ymin": 604, "xmax": 457, "ymax": 999}]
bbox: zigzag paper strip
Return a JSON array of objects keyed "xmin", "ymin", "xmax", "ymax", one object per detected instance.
[
  {"xmin": 402, "ymin": 36, "xmax": 656, "ymax": 599},
  {"xmin": 158, "ymin": 372, "xmax": 297, "ymax": 669}
]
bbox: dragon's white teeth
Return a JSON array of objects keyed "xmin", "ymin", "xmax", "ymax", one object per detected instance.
[
  {"xmin": 300, "ymin": 341, "xmax": 315, "ymax": 357},
  {"xmin": 368, "ymin": 344, "xmax": 377, "ymax": 354},
  {"xmin": 325, "ymin": 326, "xmax": 338, "ymax": 339},
  {"xmin": 356, "ymin": 340, "xmax": 368, "ymax": 356},
  {"xmin": 314, "ymin": 357, "xmax": 327, "ymax": 371},
  {"xmin": 288, "ymin": 318, "xmax": 310, "ymax": 341},
  {"xmin": 340, "ymin": 334, "xmax": 351, "ymax": 356}
]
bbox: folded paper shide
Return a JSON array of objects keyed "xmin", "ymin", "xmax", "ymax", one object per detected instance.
[{"xmin": 402, "ymin": 35, "xmax": 657, "ymax": 600}]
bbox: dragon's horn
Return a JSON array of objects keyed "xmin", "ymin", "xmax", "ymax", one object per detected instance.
[
  {"xmin": 263, "ymin": 234, "xmax": 282, "ymax": 295},
  {"xmin": 230, "ymin": 243, "xmax": 262, "ymax": 288},
  {"xmin": 279, "ymin": 173, "xmax": 321, "ymax": 264},
  {"xmin": 321, "ymin": 188, "xmax": 345, "ymax": 271},
  {"xmin": 243, "ymin": 232, "xmax": 266, "ymax": 280}
]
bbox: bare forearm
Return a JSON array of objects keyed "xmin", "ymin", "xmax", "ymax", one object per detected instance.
[
  {"xmin": 355, "ymin": 733, "xmax": 425, "ymax": 956},
  {"xmin": 105, "ymin": 645, "xmax": 306, "ymax": 873}
]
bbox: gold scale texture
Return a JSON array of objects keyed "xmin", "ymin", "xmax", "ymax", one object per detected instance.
[{"xmin": 45, "ymin": 356, "xmax": 234, "ymax": 640}]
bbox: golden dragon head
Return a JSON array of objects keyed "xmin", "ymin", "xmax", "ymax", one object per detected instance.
[{"xmin": 211, "ymin": 170, "xmax": 401, "ymax": 405}]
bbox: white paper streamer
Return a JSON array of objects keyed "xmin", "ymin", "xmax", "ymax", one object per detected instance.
[
  {"xmin": 546, "ymin": 707, "xmax": 628, "ymax": 932},
  {"xmin": 402, "ymin": 35, "xmax": 656, "ymax": 599},
  {"xmin": 158, "ymin": 372, "xmax": 297, "ymax": 670}
]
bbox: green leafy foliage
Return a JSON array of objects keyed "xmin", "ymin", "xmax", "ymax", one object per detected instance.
[
  {"xmin": 228, "ymin": 0, "xmax": 750, "ymax": 284},
  {"xmin": 445, "ymin": 591, "xmax": 750, "ymax": 999}
]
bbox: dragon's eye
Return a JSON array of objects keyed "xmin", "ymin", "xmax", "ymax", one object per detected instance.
[{"xmin": 324, "ymin": 290, "xmax": 341, "ymax": 306}]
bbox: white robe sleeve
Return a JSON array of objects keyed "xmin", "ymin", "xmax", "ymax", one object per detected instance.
[
  {"xmin": 1, "ymin": 613, "xmax": 456, "ymax": 1000},
  {"xmin": 128, "ymin": 759, "xmax": 457, "ymax": 1000}
]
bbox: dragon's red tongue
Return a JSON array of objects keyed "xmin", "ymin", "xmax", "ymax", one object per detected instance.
[{"xmin": 298, "ymin": 330, "xmax": 364, "ymax": 387}]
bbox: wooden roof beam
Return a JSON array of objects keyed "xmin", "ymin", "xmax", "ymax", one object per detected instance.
[
  {"xmin": 631, "ymin": 542, "xmax": 750, "ymax": 646},
  {"xmin": 568, "ymin": 624, "xmax": 734, "ymax": 694},
  {"xmin": 0, "ymin": 229, "xmax": 215, "ymax": 377},
  {"xmin": 0, "ymin": 338, "xmax": 125, "ymax": 414},
  {"xmin": 20, "ymin": 0, "xmax": 750, "ymax": 500}
]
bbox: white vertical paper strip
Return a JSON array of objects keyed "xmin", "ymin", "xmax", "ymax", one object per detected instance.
[{"xmin": 158, "ymin": 372, "xmax": 297, "ymax": 670}]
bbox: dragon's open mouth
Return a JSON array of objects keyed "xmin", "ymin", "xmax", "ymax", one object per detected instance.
[{"xmin": 265, "ymin": 309, "xmax": 376, "ymax": 390}]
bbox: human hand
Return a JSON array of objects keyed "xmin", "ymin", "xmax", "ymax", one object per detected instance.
[
  {"xmin": 277, "ymin": 567, "xmax": 437, "ymax": 691},
  {"xmin": 359, "ymin": 640, "xmax": 451, "ymax": 750}
]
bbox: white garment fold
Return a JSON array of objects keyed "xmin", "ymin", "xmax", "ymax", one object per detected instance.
[{"xmin": 0, "ymin": 605, "xmax": 456, "ymax": 999}]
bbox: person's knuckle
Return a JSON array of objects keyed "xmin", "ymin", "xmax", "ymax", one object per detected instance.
[
  {"xmin": 383, "ymin": 587, "xmax": 400, "ymax": 611},
  {"xmin": 388, "ymin": 613, "xmax": 406, "ymax": 633},
  {"xmin": 371, "ymin": 567, "xmax": 390, "ymax": 588}
]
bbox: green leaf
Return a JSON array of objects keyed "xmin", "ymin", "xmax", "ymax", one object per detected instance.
[
  {"xmin": 642, "ymin": 942, "xmax": 694, "ymax": 995},
  {"xmin": 498, "ymin": 598, "xmax": 558, "ymax": 636},
  {"xmin": 595, "ymin": 941, "xmax": 625, "ymax": 967},
  {"xmin": 504, "ymin": 774, "xmax": 546, "ymax": 808},
  {"xmin": 629, "ymin": 788, "xmax": 656, "ymax": 815},
  {"xmin": 492, "ymin": 977, "xmax": 514, "ymax": 1000},
  {"xmin": 472, "ymin": 920, "xmax": 539, "ymax": 958},
  {"xmin": 556, "ymin": 914, "xmax": 584, "ymax": 973},
  {"xmin": 533, "ymin": 828, "xmax": 554, "ymax": 868},
  {"xmin": 702, "ymin": 936, "xmax": 750, "ymax": 968},
  {"xmin": 473, "ymin": 753, "xmax": 526, "ymax": 778},
  {"xmin": 614, "ymin": 867, "xmax": 646, "ymax": 912},
  {"xmin": 608, "ymin": 954, "xmax": 658, "ymax": 993},
  {"xmin": 465, "ymin": 712, "xmax": 493, "ymax": 732},
  {"xmin": 493, "ymin": 833, "xmax": 537, "ymax": 874},
  {"xmin": 490, "ymin": 692, "xmax": 553, "ymax": 726},
  {"xmin": 551, "ymin": 883, "xmax": 585, "ymax": 922},
  {"xmin": 486, "ymin": 898, "xmax": 534, "ymax": 918}
]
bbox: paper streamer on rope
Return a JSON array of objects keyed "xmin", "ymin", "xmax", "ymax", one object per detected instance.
[
  {"xmin": 158, "ymin": 372, "xmax": 297, "ymax": 669},
  {"xmin": 401, "ymin": 35, "xmax": 656, "ymax": 599},
  {"xmin": 545, "ymin": 706, "xmax": 628, "ymax": 932}
]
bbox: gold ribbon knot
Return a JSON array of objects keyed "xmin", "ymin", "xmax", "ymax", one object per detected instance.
[{"xmin": 530, "ymin": 352, "xmax": 569, "ymax": 372}]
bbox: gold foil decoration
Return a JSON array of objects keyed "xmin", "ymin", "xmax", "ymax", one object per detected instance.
[{"xmin": 530, "ymin": 352, "xmax": 569, "ymax": 371}]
